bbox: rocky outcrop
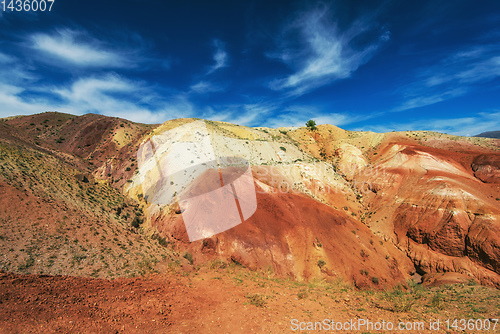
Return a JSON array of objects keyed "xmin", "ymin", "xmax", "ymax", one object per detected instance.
[
  {"xmin": 150, "ymin": 180, "xmax": 414, "ymax": 287},
  {"xmin": 472, "ymin": 154, "xmax": 500, "ymax": 183},
  {"xmin": 355, "ymin": 142, "xmax": 500, "ymax": 287}
]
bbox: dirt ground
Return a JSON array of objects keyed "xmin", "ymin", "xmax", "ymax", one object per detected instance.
[{"xmin": 1, "ymin": 267, "xmax": 499, "ymax": 334}]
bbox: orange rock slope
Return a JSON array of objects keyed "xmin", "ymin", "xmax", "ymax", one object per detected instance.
[
  {"xmin": 1, "ymin": 113, "xmax": 500, "ymax": 289},
  {"xmin": 354, "ymin": 138, "xmax": 500, "ymax": 287}
]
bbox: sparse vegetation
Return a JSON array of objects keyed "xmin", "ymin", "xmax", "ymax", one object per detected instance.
[
  {"xmin": 246, "ymin": 293, "xmax": 266, "ymax": 307},
  {"xmin": 183, "ymin": 252, "xmax": 193, "ymax": 265},
  {"xmin": 429, "ymin": 292, "xmax": 444, "ymax": 309},
  {"xmin": 208, "ymin": 259, "xmax": 226, "ymax": 270},
  {"xmin": 1, "ymin": 111, "xmax": 500, "ymax": 334},
  {"xmin": 297, "ymin": 290, "xmax": 308, "ymax": 299}
]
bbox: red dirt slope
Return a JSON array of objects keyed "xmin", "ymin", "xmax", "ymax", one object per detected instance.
[
  {"xmin": 150, "ymin": 180, "xmax": 414, "ymax": 289},
  {"xmin": 355, "ymin": 139, "xmax": 500, "ymax": 287}
]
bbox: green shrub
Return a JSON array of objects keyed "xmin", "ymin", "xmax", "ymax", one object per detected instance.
[
  {"xmin": 157, "ymin": 237, "xmax": 168, "ymax": 247},
  {"xmin": 305, "ymin": 119, "xmax": 317, "ymax": 131},
  {"xmin": 183, "ymin": 252, "xmax": 193, "ymax": 265},
  {"xmin": 131, "ymin": 216, "xmax": 142, "ymax": 228},
  {"xmin": 317, "ymin": 259, "xmax": 326, "ymax": 268},
  {"xmin": 297, "ymin": 290, "xmax": 308, "ymax": 299},
  {"xmin": 429, "ymin": 293, "xmax": 444, "ymax": 309},
  {"xmin": 208, "ymin": 259, "xmax": 226, "ymax": 270},
  {"xmin": 246, "ymin": 294, "xmax": 266, "ymax": 307}
]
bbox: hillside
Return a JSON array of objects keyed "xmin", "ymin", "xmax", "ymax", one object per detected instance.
[
  {"xmin": 1, "ymin": 113, "xmax": 500, "ymax": 285},
  {"xmin": 475, "ymin": 131, "xmax": 500, "ymax": 139},
  {"xmin": 1, "ymin": 112, "xmax": 500, "ymax": 332}
]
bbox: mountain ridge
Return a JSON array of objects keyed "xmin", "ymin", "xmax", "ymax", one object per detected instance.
[
  {"xmin": 0, "ymin": 111, "xmax": 499, "ymax": 289},
  {"xmin": 475, "ymin": 130, "xmax": 500, "ymax": 139}
]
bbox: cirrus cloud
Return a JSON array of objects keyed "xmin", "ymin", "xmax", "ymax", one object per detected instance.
[
  {"xmin": 29, "ymin": 28, "xmax": 129, "ymax": 68},
  {"xmin": 268, "ymin": 5, "xmax": 389, "ymax": 97}
]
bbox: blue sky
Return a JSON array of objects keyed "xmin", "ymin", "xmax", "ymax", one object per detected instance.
[{"xmin": 0, "ymin": 0, "xmax": 499, "ymax": 135}]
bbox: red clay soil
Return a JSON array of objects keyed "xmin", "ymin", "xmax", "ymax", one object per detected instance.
[
  {"xmin": 0, "ymin": 270, "xmax": 358, "ymax": 334},
  {"xmin": 152, "ymin": 181, "xmax": 414, "ymax": 288},
  {"xmin": 2, "ymin": 269, "xmax": 499, "ymax": 334}
]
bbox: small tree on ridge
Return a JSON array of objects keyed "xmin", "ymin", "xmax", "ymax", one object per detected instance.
[{"xmin": 306, "ymin": 119, "xmax": 317, "ymax": 131}]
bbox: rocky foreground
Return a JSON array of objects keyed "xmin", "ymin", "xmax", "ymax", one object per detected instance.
[{"xmin": 1, "ymin": 265, "xmax": 499, "ymax": 333}]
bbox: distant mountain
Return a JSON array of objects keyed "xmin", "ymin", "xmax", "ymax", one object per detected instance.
[{"xmin": 475, "ymin": 131, "xmax": 500, "ymax": 138}]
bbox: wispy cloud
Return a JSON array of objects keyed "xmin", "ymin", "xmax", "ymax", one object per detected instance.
[
  {"xmin": 30, "ymin": 28, "xmax": 128, "ymax": 68},
  {"xmin": 0, "ymin": 26, "xmax": 182, "ymax": 123},
  {"xmin": 361, "ymin": 111, "xmax": 500, "ymax": 136},
  {"xmin": 260, "ymin": 104, "xmax": 376, "ymax": 129},
  {"xmin": 52, "ymin": 74, "xmax": 191, "ymax": 123},
  {"xmin": 396, "ymin": 44, "xmax": 500, "ymax": 111},
  {"xmin": 207, "ymin": 39, "xmax": 228, "ymax": 74},
  {"xmin": 189, "ymin": 81, "xmax": 223, "ymax": 94},
  {"xmin": 0, "ymin": 52, "xmax": 38, "ymax": 84},
  {"xmin": 0, "ymin": 83, "xmax": 53, "ymax": 116},
  {"xmin": 268, "ymin": 5, "xmax": 389, "ymax": 97},
  {"xmin": 201, "ymin": 103, "xmax": 277, "ymax": 127},
  {"xmin": 0, "ymin": 69, "xmax": 192, "ymax": 124},
  {"xmin": 395, "ymin": 88, "xmax": 467, "ymax": 111}
]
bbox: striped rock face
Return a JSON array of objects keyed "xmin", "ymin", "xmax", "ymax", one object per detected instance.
[{"xmin": 134, "ymin": 120, "xmax": 256, "ymax": 241}]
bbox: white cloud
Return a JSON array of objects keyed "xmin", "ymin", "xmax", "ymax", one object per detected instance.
[
  {"xmin": 200, "ymin": 103, "xmax": 277, "ymax": 127},
  {"xmin": 0, "ymin": 52, "xmax": 15, "ymax": 63},
  {"xmin": 268, "ymin": 6, "xmax": 388, "ymax": 96},
  {"xmin": 0, "ymin": 52, "xmax": 38, "ymax": 85},
  {"xmin": 259, "ymin": 104, "xmax": 376, "ymax": 129},
  {"xmin": 189, "ymin": 81, "xmax": 223, "ymax": 94},
  {"xmin": 395, "ymin": 88, "xmax": 467, "ymax": 112},
  {"xmin": 207, "ymin": 39, "xmax": 228, "ymax": 74},
  {"xmin": 50, "ymin": 74, "xmax": 191, "ymax": 122},
  {"xmin": 55, "ymin": 74, "xmax": 136, "ymax": 101},
  {"xmin": 0, "ymin": 73, "xmax": 191, "ymax": 123},
  {"xmin": 361, "ymin": 111, "xmax": 500, "ymax": 136},
  {"xmin": 0, "ymin": 83, "xmax": 54, "ymax": 117},
  {"xmin": 396, "ymin": 45, "xmax": 500, "ymax": 111},
  {"xmin": 30, "ymin": 28, "xmax": 127, "ymax": 68}
]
